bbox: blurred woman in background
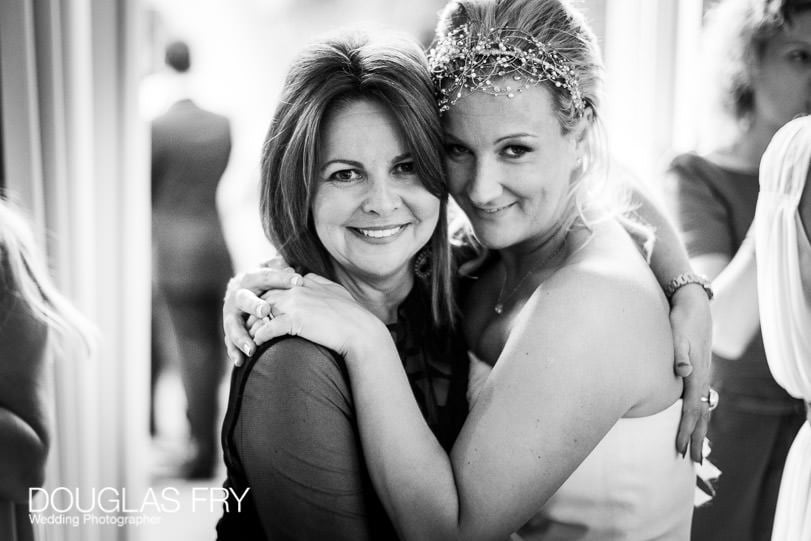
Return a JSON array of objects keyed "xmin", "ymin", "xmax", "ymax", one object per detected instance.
[
  {"xmin": 665, "ymin": 1, "xmax": 811, "ymax": 538},
  {"xmin": 0, "ymin": 197, "xmax": 94, "ymax": 538}
]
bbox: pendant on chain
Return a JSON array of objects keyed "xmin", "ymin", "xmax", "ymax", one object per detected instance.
[{"xmin": 494, "ymin": 303, "xmax": 504, "ymax": 315}]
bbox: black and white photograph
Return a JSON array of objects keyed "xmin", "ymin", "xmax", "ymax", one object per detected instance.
[{"xmin": 1, "ymin": 0, "xmax": 810, "ymax": 539}]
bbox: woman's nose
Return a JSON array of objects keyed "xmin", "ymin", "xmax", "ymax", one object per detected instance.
[
  {"xmin": 467, "ymin": 158, "xmax": 502, "ymax": 206},
  {"xmin": 361, "ymin": 176, "xmax": 401, "ymax": 215}
]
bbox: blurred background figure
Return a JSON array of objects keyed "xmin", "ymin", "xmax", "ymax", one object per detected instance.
[
  {"xmin": 0, "ymin": 197, "xmax": 93, "ymax": 540},
  {"xmin": 664, "ymin": 1, "xmax": 811, "ymax": 539},
  {"xmin": 754, "ymin": 115, "xmax": 811, "ymax": 541},
  {"xmin": 151, "ymin": 40, "xmax": 233, "ymax": 479}
]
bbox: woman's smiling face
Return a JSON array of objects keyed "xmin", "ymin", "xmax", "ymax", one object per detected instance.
[
  {"xmin": 312, "ymin": 99, "xmax": 440, "ymax": 283},
  {"xmin": 443, "ymin": 83, "xmax": 581, "ymax": 251}
]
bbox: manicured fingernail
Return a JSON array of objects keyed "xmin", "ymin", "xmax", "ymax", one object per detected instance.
[
  {"xmin": 290, "ymin": 275, "xmax": 303, "ymax": 286},
  {"xmin": 243, "ymin": 343, "xmax": 254, "ymax": 356},
  {"xmin": 256, "ymin": 304, "xmax": 268, "ymax": 317},
  {"xmin": 283, "ymin": 267, "xmax": 295, "ymax": 273}
]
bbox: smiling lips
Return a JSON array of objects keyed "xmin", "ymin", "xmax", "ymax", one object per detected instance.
[
  {"xmin": 473, "ymin": 201, "xmax": 516, "ymax": 216},
  {"xmin": 352, "ymin": 224, "xmax": 409, "ymax": 239}
]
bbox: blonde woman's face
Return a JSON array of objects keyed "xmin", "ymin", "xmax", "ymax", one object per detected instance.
[
  {"xmin": 442, "ymin": 82, "xmax": 580, "ymax": 251},
  {"xmin": 754, "ymin": 11, "xmax": 811, "ymax": 128}
]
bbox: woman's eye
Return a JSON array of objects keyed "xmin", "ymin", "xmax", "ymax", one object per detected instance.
[
  {"xmin": 393, "ymin": 161, "xmax": 416, "ymax": 175},
  {"xmin": 788, "ymin": 49, "xmax": 811, "ymax": 64},
  {"xmin": 445, "ymin": 144, "xmax": 470, "ymax": 158},
  {"xmin": 329, "ymin": 169, "xmax": 363, "ymax": 182},
  {"xmin": 502, "ymin": 145, "xmax": 531, "ymax": 158}
]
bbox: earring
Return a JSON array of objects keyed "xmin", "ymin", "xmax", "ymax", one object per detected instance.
[{"xmin": 414, "ymin": 248, "xmax": 432, "ymax": 281}]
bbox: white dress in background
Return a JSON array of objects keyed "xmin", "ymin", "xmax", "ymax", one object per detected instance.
[{"xmin": 755, "ymin": 115, "xmax": 811, "ymax": 541}]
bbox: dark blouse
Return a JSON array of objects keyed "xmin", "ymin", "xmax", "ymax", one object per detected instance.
[{"xmin": 216, "ymin": 280, "xmax": 469, "ymax": 540}]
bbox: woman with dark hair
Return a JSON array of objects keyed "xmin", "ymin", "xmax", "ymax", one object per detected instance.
[
  {"xmin": 215, "ymin": 29, "xmax": 469, "ymax": 540},
  {"xmin": 665, "ymin": 1, "xmax": 811, "ymax": 538}
]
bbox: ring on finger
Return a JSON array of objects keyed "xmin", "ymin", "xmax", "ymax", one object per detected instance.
[{"xmin": 699, "ymin": 388, "xmax": 719, "ymax": 411}]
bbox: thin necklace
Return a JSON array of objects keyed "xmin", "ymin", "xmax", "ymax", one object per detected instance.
[{"xmin": 493, "ymin": 239, "xmax": 567, "ymax": 315}]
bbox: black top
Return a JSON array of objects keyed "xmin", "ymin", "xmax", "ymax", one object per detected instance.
[{"xmin": 216, "ymin": 280, "xmax": 469, "ymax": 540}]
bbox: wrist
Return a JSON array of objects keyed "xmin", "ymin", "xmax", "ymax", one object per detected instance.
[
  {"xmin": 345, "ymin": 316, "xmax": 391, "ymax": 363},
  {"xmin": 665, "ymin": 272, "xmax": 714, "ymax": 301},
  {"xmin": 670, "ymin": 281, "xmax": 711, "ymax": 308}
]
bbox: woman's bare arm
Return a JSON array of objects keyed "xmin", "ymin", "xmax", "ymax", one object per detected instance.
[
  {"xmin": 630, "ymin": 188, "xmax": 713, "ymax": 462},
  {"xmin": 255, "ymin": 247, "xmax": 679, "ymax": 540}
]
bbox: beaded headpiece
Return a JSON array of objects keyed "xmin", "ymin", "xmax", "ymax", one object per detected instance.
[{"xmin": 428, "ymin": 23, "xmax": 585, "ymax": 115}]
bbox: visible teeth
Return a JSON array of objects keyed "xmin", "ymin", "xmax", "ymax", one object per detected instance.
[
  {"xmin": 480, "ymin": 204, "xmax": 511, "ymax": 214},
  {"xmin": 358, "ymin": 226, "xmax": 404, "ymax": 238}
]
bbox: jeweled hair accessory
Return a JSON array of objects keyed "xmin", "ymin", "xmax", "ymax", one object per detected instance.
[{"xmin": 428, "ymin": 23, "xmax": 585, "ymax": 115}]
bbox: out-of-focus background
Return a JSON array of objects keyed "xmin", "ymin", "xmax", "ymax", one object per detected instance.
[{"xmin": 0, "ymin": 1, "xmax": 720, "ymax": 539}]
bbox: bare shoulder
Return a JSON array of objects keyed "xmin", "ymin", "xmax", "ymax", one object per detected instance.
[
  {"xmin": 511, "ymin": 221, "xmax": 680, "ymax": 412},
  {"xmin": 534, "ymin": 220, "xmax": 668, "ymax": 327}
]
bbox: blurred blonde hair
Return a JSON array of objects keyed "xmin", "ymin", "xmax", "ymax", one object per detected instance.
[{"xmin": 0, "ymin": 198, "xmax": 95, "ymax": 354}]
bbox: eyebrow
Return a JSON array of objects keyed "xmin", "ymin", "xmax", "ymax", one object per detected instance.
[
  {"xmin": 443, "ymin": 132, "xmax": 537, "ymax": 144},
  {"xmin": 320, "ymin": 159, "xmax": 363, "ymax": 173},
  {"xmin": 319, "ymin": 153, "xmax": 412, "ymax": 173},
  {"xmin": 494, "ymin": 133, "xmax": 537, "ymax": 143},
  {"xmin": 778, "ymin": 36, "xmax": 811, "ymax": 45}
]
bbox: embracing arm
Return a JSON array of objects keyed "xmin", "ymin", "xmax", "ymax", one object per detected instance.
[
  {"xmin": 222, "ymin": 266, "xmax": 302, "ymax": 366},
  {"xmin": 663, "ymin": 168, "xmax": 759, "ymax": 359},
  {"xmin": 344, "ymin": 274, "xmax": 650, "ymax": 540},
  {"xmin": 631, "ymin": 188, "xmax": 712, "ymax": 461},
  {"xmin": 0, "ymin": 284, "xmax": 50, "ymax": 502}
]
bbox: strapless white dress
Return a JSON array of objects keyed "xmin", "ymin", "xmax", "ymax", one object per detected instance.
[{"xmin": 468, "ymin": 352, "xmax": 694, "ymax": 540}]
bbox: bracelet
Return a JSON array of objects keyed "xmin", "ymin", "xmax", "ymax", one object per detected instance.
[{"xmin": 664, "ymin": 272, "xmax": 714, "ymax": 301}]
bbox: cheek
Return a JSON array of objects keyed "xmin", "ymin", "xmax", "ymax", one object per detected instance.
[
  {"xmin": 311, "ymin": 189, "xmax": 348, "ymax": 246},
  {"xmin": 311, "ymin": 191, "xmax": 330, "ymax": 234},
  {"xmin": 411, "ymin": 191, "xmax": 441, "ymax": 229},
  {"xmin": 758, "ymin": 65, "xmax": 808, "ymax": 109},
  {"xmin": 444, "ymin": 160, "xmax": 469, "ymax": 195}
]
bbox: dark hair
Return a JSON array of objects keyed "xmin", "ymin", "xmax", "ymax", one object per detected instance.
[
  {"xmin": 165, "ymin": 40, "xmax": 191, "ymax": 73},
  {"xmin": 705, "ymin": 0, "xmax": 811, "ymax": 121},
  {"xmin": 260, "ymin": 29, "xmax": 455, "ymax": 326}
]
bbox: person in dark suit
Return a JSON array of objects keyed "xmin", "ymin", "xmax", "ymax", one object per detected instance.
[{"xmin": 151, "ymin": 40, "xmax": 233, "ymax": 479}]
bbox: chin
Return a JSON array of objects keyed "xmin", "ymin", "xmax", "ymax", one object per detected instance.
[
  {"xmin": 470, "ymin": 227, "xmax": 516, "ymax": 251},
  {"xmin": 352, "ymin": 258, "xmax": 412, "ymax": 281}
]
